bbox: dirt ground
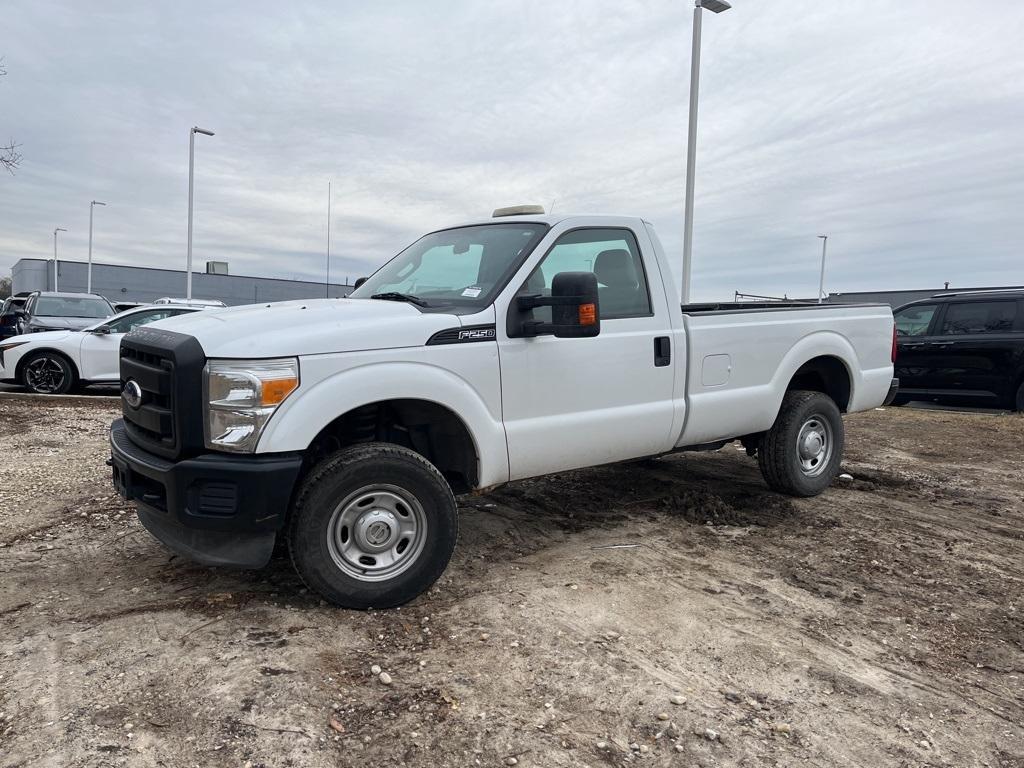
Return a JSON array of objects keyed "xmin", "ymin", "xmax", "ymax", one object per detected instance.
[{"xmin": 0, "ymin": 394, "xmax": 1021, "ymax": 768}]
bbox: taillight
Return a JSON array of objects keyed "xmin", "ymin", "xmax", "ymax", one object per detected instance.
[{"xmin": 891, "ymin": 324, "xmax": 898, "ymax": 363}]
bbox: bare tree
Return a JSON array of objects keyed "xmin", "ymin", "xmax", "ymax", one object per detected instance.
[{"xmin": 0, "ymin": 58, "xmax": 21, "ymax": 175}]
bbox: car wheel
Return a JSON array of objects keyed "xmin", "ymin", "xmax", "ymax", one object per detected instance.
[
  {"xmin": 21, "ymin": 351, "xmax": 76, "ymax": 395},
  {"xmin": 1015, "ymin": 380, "xmax": 1024, "ymax": 412},
  {"xmin": 288, "ymin": 442, "xmax": 458, "ymax": 609},
  {"xmin": 758, "ymin": 390, "xmax": 844, "ymax": 497}
]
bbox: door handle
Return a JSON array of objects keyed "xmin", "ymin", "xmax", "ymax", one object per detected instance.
[
  {"xmin": 900, "ymin": 342, "xmax": 931, "ymax": 349},
  {"xmin": 654, "ymin": 336, "xmax": 671, "ymax": 367}
]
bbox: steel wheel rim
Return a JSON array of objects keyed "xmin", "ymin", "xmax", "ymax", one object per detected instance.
[
  {"xmin": 326, "ymin": 484, "xmax": 428, "ymax": 582},
  {"xmin": 796, "ymin": 414, "xmax": 833, "ymax": 477},
  {"xmin": 25, "ymin": 357, "xmax": 65, "ymax": 393}
]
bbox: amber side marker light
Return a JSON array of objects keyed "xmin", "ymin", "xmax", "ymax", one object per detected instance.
[
  {"xmin": 579, "ymin": 303, "xmax": 597, "ymax": 326},
  {"xmin": 261, "ymin": 376, "xmax": 299, "ymax": 406}
]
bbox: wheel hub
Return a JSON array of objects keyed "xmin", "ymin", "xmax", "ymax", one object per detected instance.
[
  {"xmin": 354, "ymin": 509, "xmax": 399, "ymax": 552},
  {"xmin": 799, "ymin": 430, "xmax": 824, "ymax": 460}
]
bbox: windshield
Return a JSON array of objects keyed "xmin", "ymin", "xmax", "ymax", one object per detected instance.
[
  {"xmin": 35, "ymin": 296, "xmax": 113, "ymax": 318},
  {"xmin": 349, "ymin": 223, "xmax": 548, "ymax": 310}
]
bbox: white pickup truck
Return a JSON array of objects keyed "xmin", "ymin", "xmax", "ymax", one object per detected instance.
[{"xmin": 109, "ymin": 210, "xmax": 898, "ymax": 608}]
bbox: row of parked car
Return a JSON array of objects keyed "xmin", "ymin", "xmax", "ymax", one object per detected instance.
[{"xmin": 0, "ymin": 291, "xmax": 225, "ymax": 394}]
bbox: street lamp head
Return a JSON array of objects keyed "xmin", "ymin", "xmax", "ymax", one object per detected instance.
[
  {"xmin": 697, "ymin": 0, "xmax": 731, "ymax": 13},
  {"xmin": 192, "ymin": 126, "xmax": 215, "ymax": 136},
  {"xmin": 92, "ymin": 200, "xmax": 107, "ymax": 207},
  {"xmin": 817, "ymin": 234, "xmax": 828, "ymax": 239},
  {"xmin": 54, "ymin": 227, "xmax": 67, "ymax": 234}
]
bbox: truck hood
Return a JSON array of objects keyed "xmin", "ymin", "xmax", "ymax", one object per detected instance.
[{"xmin": 147, "ymin": 298, "xmax": 461, "ymax": 358}]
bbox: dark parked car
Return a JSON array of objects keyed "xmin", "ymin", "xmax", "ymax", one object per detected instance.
[
  {"xmin": 15, "ymin": 291, "xmax": 115, "ymax": 334},
  {"xmin": 0, "ymin": 294, "xmax": 29, "ymax": 341},
  {"xmin": 893, "ymin": 290, "xmax": 1024, "ymax": 410}
]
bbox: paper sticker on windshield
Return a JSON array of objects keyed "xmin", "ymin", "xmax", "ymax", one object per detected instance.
[{"xmin": 461, "ymin": 286, "xmax": 482, "ymax": 298}]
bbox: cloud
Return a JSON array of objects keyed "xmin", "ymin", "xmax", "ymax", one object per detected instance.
[{"xmin": 1, "ymin": 0, "xmax": 1021, "ymax": 300}]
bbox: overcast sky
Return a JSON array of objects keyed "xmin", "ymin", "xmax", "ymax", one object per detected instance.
[{"xmin": 1, "ymin": 1, "xmax": 1022, "ymax": 300}]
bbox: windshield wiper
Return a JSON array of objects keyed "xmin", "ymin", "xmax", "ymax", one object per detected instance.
[{"xmin": 370, "ymin": 292, "xmax": 430, "ymax": 307}]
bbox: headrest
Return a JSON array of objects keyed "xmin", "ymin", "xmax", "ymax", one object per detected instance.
[{"xmin": 594, "ymin": 249, "xmax": 637, "ymax": 288}]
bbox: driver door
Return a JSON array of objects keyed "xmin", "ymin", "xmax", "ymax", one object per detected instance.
[{"xmin": 79, "ymin": 309, "xmax": 184, "ymax": 381}]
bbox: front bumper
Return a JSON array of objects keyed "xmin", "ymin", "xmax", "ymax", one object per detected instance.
[
  {"xmin": 109, "ymin": 418, "xmax": 303, "ymax": 568},
  {"xmin": 883, "ymin": 377, "xmax": 900, "ymax": 406}
]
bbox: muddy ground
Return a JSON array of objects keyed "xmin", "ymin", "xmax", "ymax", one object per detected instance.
[{"xmin": 0, "ymin": 394, "xmax": 1021, "ymax": 768}]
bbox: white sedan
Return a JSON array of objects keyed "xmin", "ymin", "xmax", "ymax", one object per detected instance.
[{"xmin": 0, "ymin": 304, "xmax": 206, "ymax": 394}]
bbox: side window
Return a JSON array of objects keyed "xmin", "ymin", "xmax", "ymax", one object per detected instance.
[
  {"xmin": 106, "ymin": 310, "xmax": 176, "ymax": 334},
  {"xmin": 894, "ymin": 304, "xmax": 937, "ymax": 337},
  {"xmin": 520, "ymin": 228, "xmax": 652, "ymax": 320},
  {"xmin": 940, "ymin": 301, "xmax": 1017, "ymax": 335}
]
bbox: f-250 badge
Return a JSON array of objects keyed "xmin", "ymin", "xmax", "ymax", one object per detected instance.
[{"xmin": 459, "ymin": 328, "xmax": 496, "ymax": 341}]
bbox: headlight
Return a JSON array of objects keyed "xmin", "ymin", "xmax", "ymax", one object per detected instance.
[{"xmin": 203, "ymin": 358, "xmax": 299, "ymax": 452}]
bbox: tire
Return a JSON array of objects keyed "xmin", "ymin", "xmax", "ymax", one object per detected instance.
[
  {"xmin": 888, "ymin": 395, "xmax": 910, "ymax": 407},
  {"xmin": 758, "ymin": 390, "xmax": 844, "ymax": 497},
  {"xmin": 1015, "ymin": 380, "xmax": 1024, "ymax": 412},
  {"xmin": 20, "ymin": 351, "xmax": 76, "ymax": 395},
  {"xmin": 288, "ymin": 442, "xmax": 458, "ymax": 609}
]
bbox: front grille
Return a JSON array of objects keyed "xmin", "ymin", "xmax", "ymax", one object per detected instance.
[
  {"xmin": 119, "ymin": 327, "xmax": 206, "ymax": 460},
  {"xmin": 121, "ymin": 345, "xmax": 176, "ymax": 449}
]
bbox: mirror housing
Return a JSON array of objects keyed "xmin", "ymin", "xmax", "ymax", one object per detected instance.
[
  {"xmin": 89, "ymin": 326, "xmax": 111, "ymax": 335},
  {"xmin": 512, "ymin": 271, "xmax": 601, "ymax": 338},
  {"xmin": 353, "ymin": 277, "xmax": 368, "ymax": 289}
]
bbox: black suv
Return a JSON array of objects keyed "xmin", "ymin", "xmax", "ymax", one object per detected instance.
[{"xmin": 893, "ymin": 290, "xmax": 1024, "ymax": 410}]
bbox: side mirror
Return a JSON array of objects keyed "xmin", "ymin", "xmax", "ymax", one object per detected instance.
[
  {"xmin": 512, "ymin": 271, "xmax": 601, "ymax": 338},
  {"xmin": 89, "ymin": 326, "xmax": 111, "ymax": 335},
  {"xmin": 353, "ymin": 277, "xmax": 368, "ymax": 289}
]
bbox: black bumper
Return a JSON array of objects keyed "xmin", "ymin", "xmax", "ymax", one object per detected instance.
[
  {"xmin": 109, "ymin": 418, "xmax": 303, "ymax": 568},
  {"xmin": 883, "ymin": 377, "xmax": 900, "ymax": 406}
]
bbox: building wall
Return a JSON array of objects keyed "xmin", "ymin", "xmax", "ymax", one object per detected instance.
[{"xmin": 10, "ymin": 259, "xmax": 352, "ymax": 305}]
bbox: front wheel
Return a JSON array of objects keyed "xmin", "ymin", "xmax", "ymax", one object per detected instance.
[
  {"xmin": 288, "ymin": 442, "xmax": 458, "ymax": 609},
  {"xmin": 21, "ymin": 351, "xmax": 76, "ymax": 395},
  {"xmin": 758, "ymin": 390, "xmax": 844, "ymax": 497}
]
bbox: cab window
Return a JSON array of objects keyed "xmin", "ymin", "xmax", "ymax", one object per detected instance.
[
  {"xmin": 520, "ymin": 228, "xmax": 652, "ymax": 320},
  {"xmin": 894, "ymin": 304, "xmax": 937, "ymax": 337},
  {"xmin": 940, "ymin": 301, "xmax": 1017, "ymax": 335}
]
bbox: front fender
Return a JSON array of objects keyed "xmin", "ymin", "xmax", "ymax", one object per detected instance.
[{"xmin": 256, "ymin": 358, "xmax": 509, "ymax": 488}]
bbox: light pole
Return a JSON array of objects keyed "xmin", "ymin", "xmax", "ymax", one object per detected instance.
[
  {"xmin": 681, "ymin": 0, "xmax": 731, "ymax": 305},
  {"xmin": 187, "ymin": 126, "xmax": 215, "ymax": 301},
  {"xmin": 53, "ymin": 227, "xmax": 67, "ymax": 291},
  {"xmin": 817, "ymin": 234, "xmax": 828, "ymax": 303},
  {"xmin": 87, "ymin": 200, "xmax": 107, "ymax": 294}
]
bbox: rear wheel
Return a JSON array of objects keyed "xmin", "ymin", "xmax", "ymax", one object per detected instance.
[
  {"xmin": 288, "ymin": 442, "xmax": 458, "ymax": 609},
  {"xmin": 758, "ymin": 390, "xmax": 844, "ymax": 497},
  {"xmin": 21, "ymin": 351, "xmax": 76, "ymax": 395}
]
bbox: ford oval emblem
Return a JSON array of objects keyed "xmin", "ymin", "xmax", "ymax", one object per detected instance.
[{"xmin": 122, "ymin": 380, "xmax": 143, "ymax": 409}]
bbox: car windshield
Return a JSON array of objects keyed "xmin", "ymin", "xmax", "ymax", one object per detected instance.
[
  {"xmin": 35, "ymin": 297, "xmax": 112, "ymax": 318},
  {"xmin": 348, "ymin": 223, "xmax": 548, "ymax": 310}
]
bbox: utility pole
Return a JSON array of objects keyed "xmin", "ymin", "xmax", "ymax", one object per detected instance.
[
  {"xmin": 681, "ymin": 0, "xmax": 731, "ymax": 304},
  {"xmin": 326, "ymin": 181, "xmax": 332, "ymax": 297},
  {"xmin": 186, "ymin": 126, "xmax": 215, "ymax": 300},
  {"xmin": 53, "ymin": 227, "xmax": 67, "ymax": 291},
  {"xmin": 87, "ymin": 200, "xmax": 107, "ymax": 293},
  {"xmin": 817, "ymin": 235, "xmax": 828, "ymax": 303}
]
